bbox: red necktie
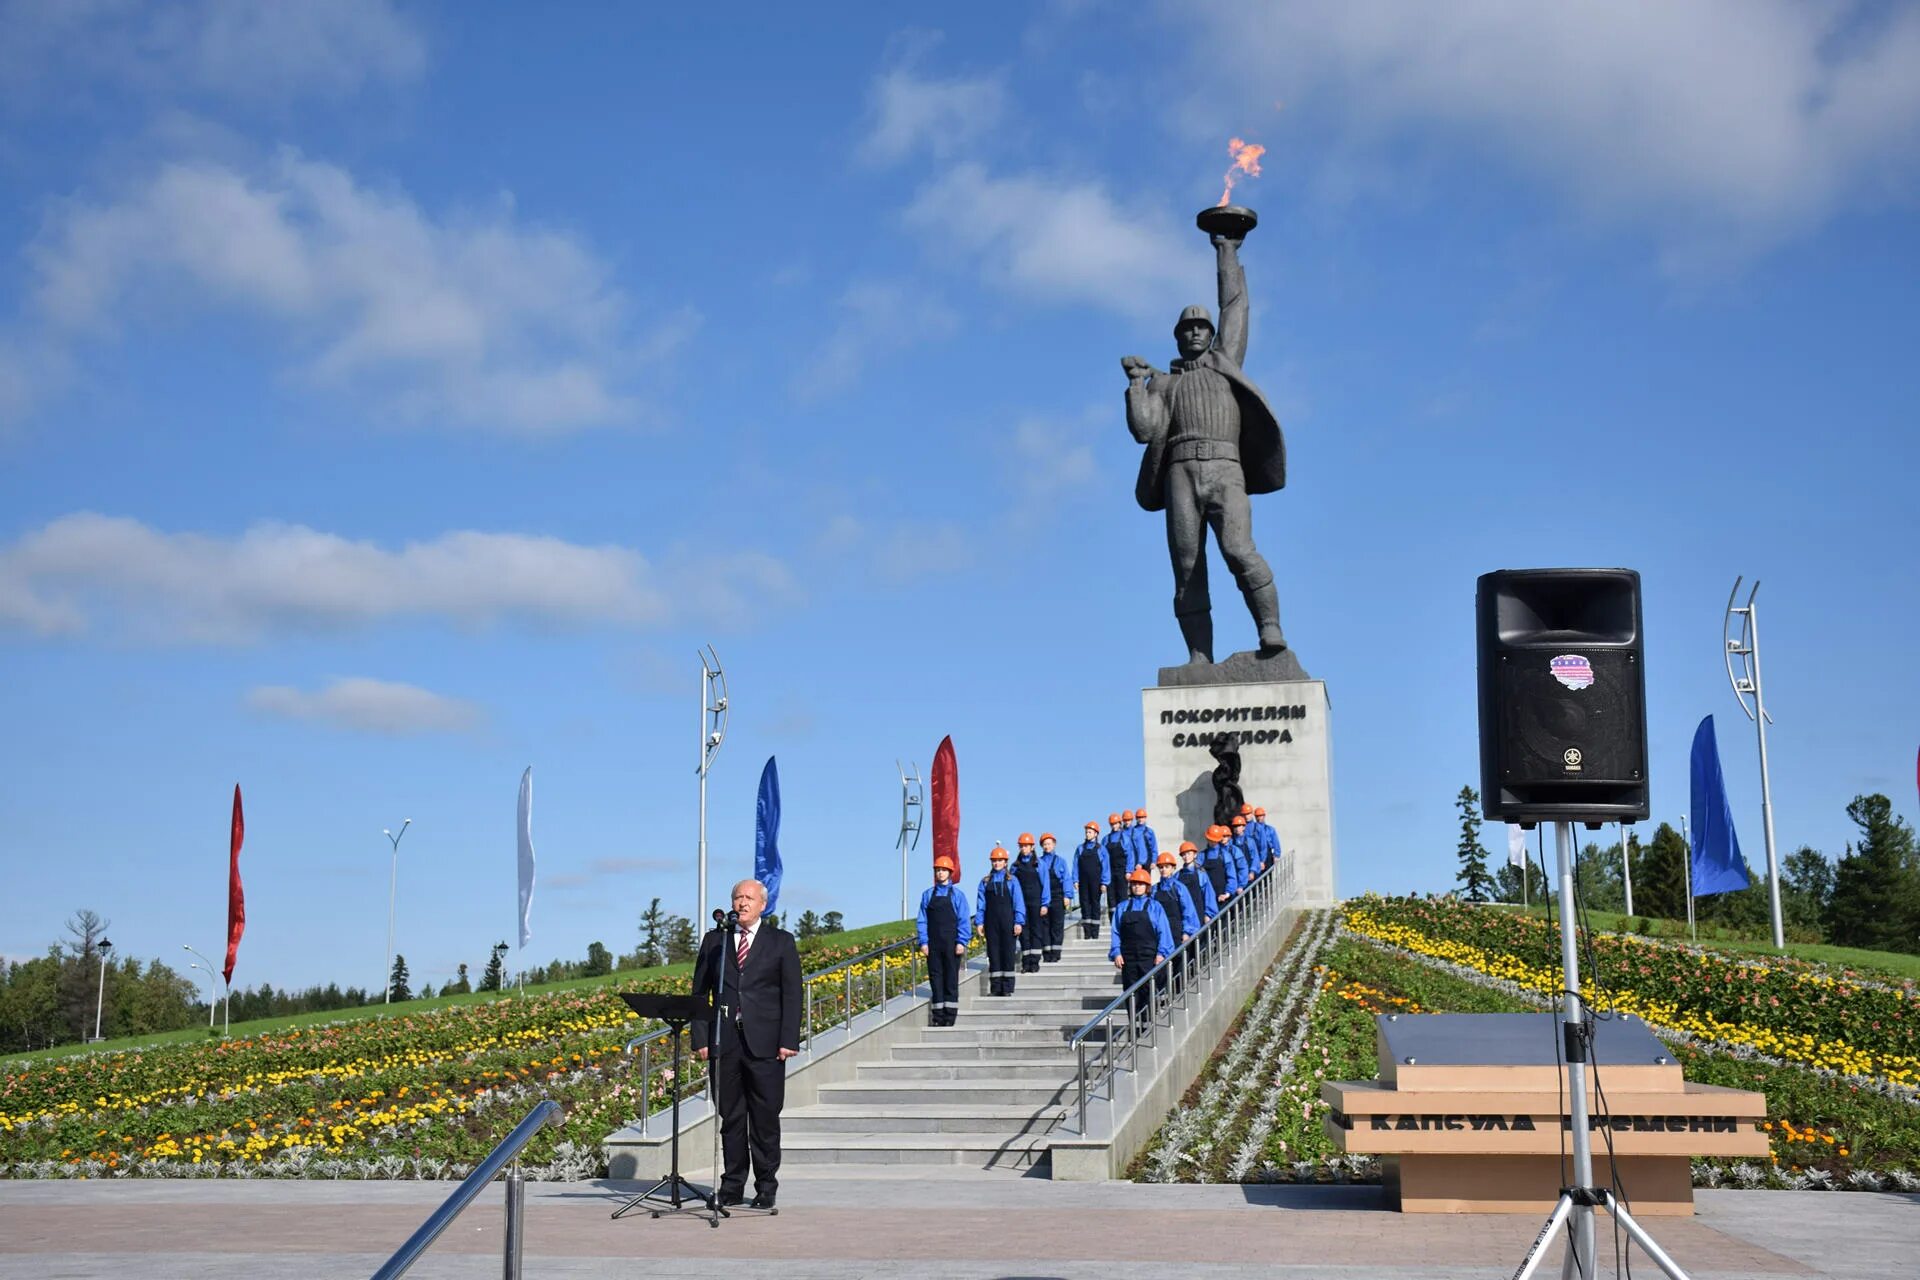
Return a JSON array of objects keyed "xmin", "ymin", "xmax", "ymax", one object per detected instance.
[{"xmin": 736, "ymin": 930, "xmax": 750, "ymax": 970}]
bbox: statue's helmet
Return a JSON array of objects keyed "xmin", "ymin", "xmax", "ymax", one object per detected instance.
[{"xmin": 1174, "ymin": 304, "xmax": 1214, "ymax": 338}]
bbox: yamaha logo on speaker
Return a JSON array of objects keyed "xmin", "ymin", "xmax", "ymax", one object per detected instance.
[{"xmin": 1563, "ymin": 748, "xmax": 1583, "ymax": 772}]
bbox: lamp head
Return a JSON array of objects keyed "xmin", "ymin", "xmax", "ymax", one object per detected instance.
[{"xmin": 100, "ymin": 939, "xmax": 112, "ymax": 950}]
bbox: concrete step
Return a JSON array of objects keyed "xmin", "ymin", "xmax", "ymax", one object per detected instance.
[
  {"xmin": 938, "ymin": 1016, "xmax": 1091, "ymax": 1033},
  {"xmin": 967, "ymin": 999, "xmax": 1112, "ymax": 1016},
  {"xmin": 782, "ymin": 1104, "xmax": 1066, "ymax": 1136},
  {"xmin": 816, "ymin": 1080, "xmax": 1071, "ymax": 1107},
  {"xmin": 916, "ymin": 1026, "xmax": 1074, "ymax": 1046},
  {"xmin": 778, "ymin": 1132, "xmax": 1052, "ymax": 1168},
  {"xmin": 856, "ymin": 1058, "xmax": 1074, "ymax": 1082},
  {"xmin": 888, "ymin": 1041, "xmax": 1077, "ymax": 1062}
]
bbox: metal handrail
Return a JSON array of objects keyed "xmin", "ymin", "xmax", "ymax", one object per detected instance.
[
  {"xmin": 372, "ymin": 1099, "xmax": 562, "ymax": 1280},
  {"xmin": 1069, "ymin": 854, "xmax": 1296, "ymax": 1133},
  {"xmin": 624, "ymin": 932, "xmax": 939, "ymax": 1135}
]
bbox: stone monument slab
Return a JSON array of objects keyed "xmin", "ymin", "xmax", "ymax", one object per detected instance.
[{"xmin": 1141, "ymin": 678, "xmax": 1334, "ymax": 905}]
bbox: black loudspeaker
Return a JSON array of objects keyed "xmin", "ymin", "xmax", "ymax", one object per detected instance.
[{"xmin": 1476, "ymin": 568, "xmax": 1649, "ymax": 824}]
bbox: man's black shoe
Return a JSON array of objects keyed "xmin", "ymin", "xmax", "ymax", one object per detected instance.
[
  {"xmin": 715, "ymin": 1190, "xmax": 745, "ymax": 1207},
  {"xmin": 749, "ymin": 1192, "xmax": 777, "ymax": 1210}
]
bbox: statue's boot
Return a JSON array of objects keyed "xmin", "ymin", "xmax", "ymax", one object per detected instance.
[
  {"xmin": 1177, "ymin": 610, "xmax": 1214, "ymax": 666},
  {"xmin": 1244, "ymin": 581, "xmax": 1287, "ymax": 654}
]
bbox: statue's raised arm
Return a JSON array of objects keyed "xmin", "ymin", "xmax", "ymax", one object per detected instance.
[{"xmin": 1214, "ymin": 234, "xmax": 1248, "ymax": 370}]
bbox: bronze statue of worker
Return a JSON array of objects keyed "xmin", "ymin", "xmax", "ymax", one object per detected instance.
[{"xmin": 1122, "ymin": 207, "xmax": 1286, "ymax": 667}]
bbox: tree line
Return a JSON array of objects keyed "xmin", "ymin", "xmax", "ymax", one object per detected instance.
[
  {"xmin": 4, "ymin": 896, "xmax": 852, "ymax": 1053},
  {"xmin": 1455, "ymin": 785, "xmax": 1920, "ymax": 954}
]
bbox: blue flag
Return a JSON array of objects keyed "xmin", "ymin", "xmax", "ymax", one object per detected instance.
[
  {"xmin": 755, "ymin": 756, "xmax": 782, "ymax": 918},
  {"xmin": 1689, "ymin": 715, "xmax": 1750, "ymax": 897}
]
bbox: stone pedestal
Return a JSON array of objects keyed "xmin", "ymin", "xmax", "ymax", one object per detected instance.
[{"xmin": 1140, "ymin": 677, "xmax": 1335, "ymax": 905}]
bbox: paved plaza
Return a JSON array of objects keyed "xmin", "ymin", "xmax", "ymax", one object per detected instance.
[{"xmin": 3, "ymin": 1172, "xmax": 1914, "ymax": 1279}]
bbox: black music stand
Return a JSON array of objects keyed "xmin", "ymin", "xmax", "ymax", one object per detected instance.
[{"xmin": 610, "ymin": 993, "xmax": 717, "ymax": 1226}]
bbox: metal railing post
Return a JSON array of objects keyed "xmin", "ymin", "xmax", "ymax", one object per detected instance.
[
  {"xmin": 501, "ymin": 1161, "xmax": 525, "ymax": 1280},
  {"xmin": 805, "ymin": 981, "xmax": 813, "ymax": 1053},
  {"xmin": 881, "ymin": 951, "xmax": 888, "ymax": 1007},
  {"xmin": 639, "ymin": 1040, "xmax": 651, "ymax": 1137},
  {"xmin": 844, "ymin": 966, "xmax": 853, "ymax": 1032},
  {"xmin": 1077, "ymin": 1040, "xmax": 1088, "ymax": 1133}
]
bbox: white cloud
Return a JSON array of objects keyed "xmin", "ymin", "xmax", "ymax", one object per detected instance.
[
  {"xmin": 0, "ymin": 512, "xmax": 797, "ymax": 644},
  {"xmin": 1186, "ymin": 0, "xmax": 1920, "ymax": 264},
  {"xmin": 904, "ymin": 163, "xmax": 1207, "ymax": 318},
  {"xmin": 859, "ymin": 66, "xmax": 1007, "ymax": 165},
  {"xmin": 23, "ymin": 152, "xmax": 682, "ymax": 433},
  {"xmin": 794, "ymin": 280, "xmax": 958, "ymax": 400},
  {"xmin": 248, "ymin": 677, "xmax": 482, "ymax": 736},
  {"xmin": 1007, "ymin": 409, "xmax": 1101, "ymax": 509},
  {"xmin": 0, "ymin": 0, "xmax": 425, "ymax": 108},
  {"xmin": 873, "ymin": 520, "xmax": 975, "ymax": 584}
]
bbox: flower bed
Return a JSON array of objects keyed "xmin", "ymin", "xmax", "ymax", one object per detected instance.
[
  {"xmin": 1345, "ymin": 897, "xmax": 1920, "ymax": 1093},
  {"xmin": 1134, "ymin": 909, "xmax": 1920, "ymax": 1192},
  {"xmin": 1, "ymin": 929, "xmax": 924, "ymax": 1179}
]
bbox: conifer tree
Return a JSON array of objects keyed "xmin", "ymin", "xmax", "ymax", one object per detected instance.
[{"xmin": 1454, "ymin": 786, "xmax": 1494, "ymax": 901}]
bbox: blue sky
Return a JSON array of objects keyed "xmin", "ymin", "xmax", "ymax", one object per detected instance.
[{"xmin": 2, "ymin": 2, "xmax": 1917, "ymax": 995}]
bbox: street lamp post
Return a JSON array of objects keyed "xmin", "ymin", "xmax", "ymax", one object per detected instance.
[
  {"xmin": 93, "ymin": 939, "xmax": 113, "ymax": 1042},
  {"xmin": 696, "ymin": 647, "xmax": 729, "ymax": 928},
  {"xmin": 1724, "ymin": 578, "xmax": 1785, "ymax": 949},
  {"xmin": 1620, "ymin": 822, "xmax": 1635, "ymax": 917},
  {"xmin": 383, "ymin": 819, "xmax": 412, "ymax": 1003},
  {"xmin": 182, "ymin": 945, "xmax": 225, "ymax": 1030},
  {"xmin": 896, "ymin": 760, "xmax": 924, "ymax": 922},
  {"xmin": 492, "ymin": 942, "xmax": 510, "ymax": 997}
]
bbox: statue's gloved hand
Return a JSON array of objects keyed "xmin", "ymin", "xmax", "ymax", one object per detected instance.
[{"xmin": 1121, "ymin": 355, "xmax": 1154, "ymax": 382}]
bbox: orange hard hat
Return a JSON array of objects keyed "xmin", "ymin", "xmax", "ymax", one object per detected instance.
[
  {"xmin": 1178, "ymin": 841, "xmax": 1197, "ymax": 854},
  {"xmin": 1040, "ymin": 832, "xmax": 1056, "ymax": 843},
  {"xmin": 1240, "ymin": 803, "xmax": 1253, "ymax": 816},
  {"xmin": 1136, "ymin": 807, "xmax": 1149, "ymax": 818},
  {"xmin": 1018, "ymin": 833, "xmax": 1035, "ymax": 846},
  {"xmin": 1254, "ymin": 806, "xmax": 1267, "ymax": 817},
  {"xmin": 989, "ymin": 845, "xmax": 1009, "ymax": 860},
  {"xmin": 1127, "ymin": 867, "xmax": 1152, "ymax": 885},
  {"xmin": 1207, "ymin": 824, "xmax": 1227, "ymax": 841},
  {"xmin": 1232, "ymin": 814, "xmax": 1247, "ymax": 827},
  {"xmin": 934, "ymin": 855, "xmax": 957, "ymax": 873},
  {"xmin": 1085, "ymin": 821, "xmax": 1099, "ymax": 832},
  {"xmin": 1157, "ymin": 850, "xmax": 1178, "ymax": 867},
  {"xmin": 1108, "ymin": 812, "xmax": 1122, "ymax": 824},
  {"xmin": 1122, "ymin": 809, "xmax": 1136, "ymax": 820}
]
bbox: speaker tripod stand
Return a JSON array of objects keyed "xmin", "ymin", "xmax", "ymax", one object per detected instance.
[{"xmin": 1509, "ymin": 821, "xmax": 1690, "ymax": 1280}]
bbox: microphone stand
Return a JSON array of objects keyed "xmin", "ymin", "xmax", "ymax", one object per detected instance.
[{"xmin": 707, "ymin": 909, "xmax": 734, "ymax": 1222}]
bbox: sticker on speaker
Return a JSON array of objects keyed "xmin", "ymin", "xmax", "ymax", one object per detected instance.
[{"xmin": 1550, "ymin": 655, "xmax": 1595, "ymax": 690}]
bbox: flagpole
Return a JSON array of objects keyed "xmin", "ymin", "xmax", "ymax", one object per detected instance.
[
  {"xmin": 1620, "ymin": 822, "xmax": 1634, "ymax": 917},
  {"xmin": 1680, "ymin": 812, "xmax": 1695, "ymax": 942},
  {"xmin": 383, "ymin": 819, "xmax": 411, "ymax": 1003},
  {"xmin": 696, "ymin": 647, "xmax": 729, "ymax": 930},
  {"xmin": 1725, "ymin": 578, "xmax": 1785, "ymax": 949}
]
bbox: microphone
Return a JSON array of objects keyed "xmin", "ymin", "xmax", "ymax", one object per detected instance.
[{"xmin": 712, "ymin": 908, "xmax": 728, "ymax": 925}]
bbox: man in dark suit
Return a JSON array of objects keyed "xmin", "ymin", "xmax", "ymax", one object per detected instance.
[{"xmin": 692, "ymin": 878, "xmax": 801, "ymax": 1210}]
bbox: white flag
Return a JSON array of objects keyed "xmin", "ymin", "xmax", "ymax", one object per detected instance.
[
  {"xmin": 1506, "ymin": 824, "xmax": 1528, "ymax": 867},
  {"xmin": 517, "ymin": 767, "xmax": 536, "ymax": 948}
]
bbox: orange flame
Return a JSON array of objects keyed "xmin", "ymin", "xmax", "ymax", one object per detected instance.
[{"xmin": 1217, "ymin": 136, "xmax": 1266, "ymax": 207}]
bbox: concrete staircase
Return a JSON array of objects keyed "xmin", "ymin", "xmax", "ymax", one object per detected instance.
[{"xmin": 780, "ymin": 930, "xmax": 1120, "ymax": 1171}]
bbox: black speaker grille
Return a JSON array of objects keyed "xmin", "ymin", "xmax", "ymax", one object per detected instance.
[{"xmin": 1495, "ymin": 650, "xmax": 1643, "ymax": 785}]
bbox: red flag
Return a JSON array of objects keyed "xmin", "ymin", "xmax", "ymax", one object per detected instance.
[
  {"xmin": 930, "ymin": 735, "xmax": 959, "ymax": 879},
  {"xmin": 224, "ymin": 784, "xmax": 245, "ymax": 985}
]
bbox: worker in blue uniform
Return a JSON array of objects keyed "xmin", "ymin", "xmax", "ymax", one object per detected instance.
[
  {"xmin": 1200, "ymin": 824, "xmax": 1240, "ymax": 939},
  {"xmin": 916, "ymin": 854, "xmax": 971, "ymax": 1026},
  {"xmin": 1110, "ymin": 867, "xmax": 1174, "ymax": 1031},
  {"xmin": 1103, "ymin": 812, "xmax": 1131, "ymax": 901},
  {"xmin": 1228, "ymin": 813, "xmax": 1258, "ymax": 882},
  {"xmin": 973, "ymin": 846, "xmax": 1026, "ymax": 996},
  {"xmin": 1134, "ymin": 807, "xmax": 1160, "ymax": 870},
  {"xmin": 1149, "ymin": 850, "xmax": 1201, "ymax": 943},
  {"xmin": 1010, "ymin": 834, "xmax": 1050, "ymax": 974},
  {"xmin": 1174, "ymin": 841, "xmax": 1218, "ymax": 926},
  {"xmin": 1253, "ymin": 805, "xmax": 1283, "ymax": 873},
  {"xmin": 1075, "ymin": 821, "xmax": 1108, "ymax": 940},
  {"xmin": 1036, "ymin": 833, "xmax": 1072, "ymax": 963}
]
